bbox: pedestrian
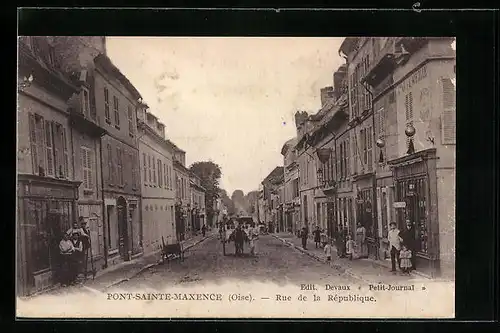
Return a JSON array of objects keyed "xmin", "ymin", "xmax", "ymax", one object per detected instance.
[
  {"xmin": 355, "ymin": 222, "xmax": 368, "ymax": 258},
  {"xmin": 388, "ymin": 222, "xmax": 403, "ymax": 273},
  {"xmin": 324, "ymin": 241, "xmax": 332, "ymax": 263},
  {"xmin": 336, "ymin": 225, "xmax": 346, "ymax": 258},
  {"xmin": 399, "ymin": 244, "xmax": 413, "ymax": 275},
  {"xmin": 70, "ymin": 233, "xmax": 84, "ymax": 284},
  {"xmin": 58, "ymin": 233, "xmax": 74, "ymax": 286},
  {"xmin": 202, "ymin": 224, "xmax": 207, "ymax": 237},
  {"xmin": 400, "ymin": 219, "xmax": 417, "ymax": 270},
  {"xmin": 301, "ymin": 226, "xmax": 308, "ymax": 250},
  {"xmin": 346, "ymin": 234, "xmax": 356, "ymax": 261},
  {"xmin": 313, "ymin": 226, "xmax": 321, "ymax": 248},
  {"xmin": 234, "ymin": 225, "xmax": 245, "ymax": 256},
  {"xmin": 249, "ymin": 223, "xmax": 259, "ymax": 256},
  {"xmin": 66, "ymin": 221, "xmax": 85, "ymax": 237}
]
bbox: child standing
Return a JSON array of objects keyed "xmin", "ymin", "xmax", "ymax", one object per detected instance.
[
  {"xmin": 399, "ymin": 244, "xmax": 413, "ymax": 275},
  {"xmin": 346, "ymin": 235, "xmax": 356, "ymax": 261},
  {"xmin": 324, "ymin": 241, "xmax": 332, "ymax": 263}
]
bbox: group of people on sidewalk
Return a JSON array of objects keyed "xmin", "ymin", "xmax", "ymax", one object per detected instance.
[
  {"xmin": 296, "ymin": 219, "xmax": 417, "ymax": 275},
  {"xmin": 58, "ymin": 217, "xmax": 90, "ymax": 286}
]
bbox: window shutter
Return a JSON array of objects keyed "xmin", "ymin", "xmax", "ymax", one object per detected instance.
[
  {"xmin": 441, "ymin": 78, "xmax": 456, "ymax": 145},
  {"xmin": 346, "ymin": 138, "xmax": 350, "ymax": 177},
  {"xmin": 148, "ymin": 155, "xmax": 152, "ymax": 183},
  {"xmin": 62, "ymin": 127, "xmax": 68, "ymax": 177},
  {"xmin": 29, "ymin": 113, "xmax": 38, "ymax": 173},
  {"xmin": 38, "ymin": 118, "xmax": 47, "ymax": 175},
  {"xmin": 81, "ymin": 147, "xmax": 89, "ymax": 188},
  {"xmin": 108, "ymin": 144, "xmax": 113, "ymax": 184},
  {"xmin": 89, "ymin": 76, "xmax": 97, "ymax": 120},
  {"xmin": 88, "ymin": 149, "xmax": 94, "ymax": 188},
  {"xmin": 45, "ymin": 121, "xmax": 54, "ymax": 176}
]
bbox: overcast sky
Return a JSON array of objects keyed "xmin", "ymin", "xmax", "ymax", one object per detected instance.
[{"xmin": 106, "ymin": 37, "xmax": 345, "ymax": 195}]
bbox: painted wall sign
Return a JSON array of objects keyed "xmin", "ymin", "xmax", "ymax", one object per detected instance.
[
  {"xmin": 393, "ymin": 201, "xmax": 407, "ymax": 208},
  {"xmin": 397, "ymin": 64, "xmax": 428, "ymax": 95}
]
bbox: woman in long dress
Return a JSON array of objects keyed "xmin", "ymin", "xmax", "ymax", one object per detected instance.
[{"xmin": 355, "ymin": 222, "xmax": 367, "ymax": 258}]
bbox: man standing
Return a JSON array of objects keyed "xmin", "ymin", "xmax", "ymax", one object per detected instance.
[
  {"xmin": 400, "ymin": 219, "xmax": 417, "ymax": 270},
  {"xmin": 388, "ymin": 222, "xmax": 403, "ymax": 273},
  {"xmin": 313, "ymin": 226, "xmax": 321, "ymax": 248},
  {"xmin": 301, "ymin": 226, "xmax": 308, "ymax": 250},
  {"xmin": 202, "ymin": 224, "xmax": 207, "ymax": 237}
]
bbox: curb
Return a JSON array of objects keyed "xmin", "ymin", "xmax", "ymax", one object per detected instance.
[
  {"xmin": 104, "ymin": 234, "xmax": 216, "ymax": 289},
  {"xmin": 272, "ymin": 235, "xmax": 371, "ymax": 284}
]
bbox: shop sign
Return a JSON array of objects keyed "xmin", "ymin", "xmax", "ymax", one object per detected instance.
[{"xmin": 393, "ymin": 201, "xmax": 406, "ymax": 208}]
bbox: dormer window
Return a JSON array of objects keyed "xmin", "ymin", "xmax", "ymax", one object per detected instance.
[{"xmin": 81, "ymin": 87, "xmax": 90, "ymax": 117}]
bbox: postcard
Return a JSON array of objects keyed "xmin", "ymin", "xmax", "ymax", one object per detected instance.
[{"xmin": 16, "ymin": 36, "xmax": 456, "ymax": 318}]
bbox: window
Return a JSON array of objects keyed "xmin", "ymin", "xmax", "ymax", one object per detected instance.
[
  {"xmin": 104, "ymin": 87, "xmax": 110, "ymax": 124},
  {"xmin": 81, "ymin": 87, "xmax": 90, "ymax": 117},
  {"xmin": 164, "ymin": 163, "xmax": 167, "ymax": 189},
  {"xmin": 143, "ymin": 153, "xmax": 147, "ymax": 183},
  {"xmin": 113, "ymin": 96, "xmax": 120, "ymax": 128},
  {"xmin": 152, "ymin": 156, "xmax": 157, "ymax": 185},
  {"xmin": 362, "ymin": 55, "xmax": 372, "ymax": 111},
  {"xmin": 346, "ymin": 138, "xmax": 350, "ymax": 178},
  {"xmin": 117, "ymin": 147, "xmax": 123, "ymax": 186},
  {"xmin": 148, "ymin": 155, "xmax": 152, "ymax": 183},
  {"xmin": 107, "ymin": 144, "xmax": 114, "ymax": 184},
  {"xmin": 158, "ymin": 159, "xmax": 163, "ymax": 187},
  {"xmin": 367, "ymin": 126, "xmax": 373, "ymax": 172},
  {"xmin": 336, "ymin": 143, "xmax": 341, "ymax": 181},
  {"xmin": 441, "ymin": 78, "xmax": 456, "ymax": 145},
  {"xmin": 48, "ymin": 45, "xmax": 56, "ymax": 67},
  {"xmin": 29, "ymin": 114, "xmax": 46, "ymax": 176},
  {"xmin": 131, "ymin": 153, "xmax": 137, "ymax": 188},
  {"xmin": 81, "ymin": 146, "xmax": 94, "ymax": 190},
  {"xmin": 128, "ymin": 105, "xmax": 134, "ymax": 137},
  {"xmin": 45, "ymin": 121, "xmax": 54, "ymax": 176}
]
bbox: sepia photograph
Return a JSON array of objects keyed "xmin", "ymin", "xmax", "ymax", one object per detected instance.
[{"xmin": 16, "ymin": 36, "xmax": 456, "ymax": 318}]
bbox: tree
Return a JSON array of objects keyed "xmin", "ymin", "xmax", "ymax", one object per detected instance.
[
  {"xmin": 220, "ymin": 189, "xmax": 236, "ymax": 216},
  {"xmin": 189, "ymin": 161, "xmax": 222, "ymax": 226}
]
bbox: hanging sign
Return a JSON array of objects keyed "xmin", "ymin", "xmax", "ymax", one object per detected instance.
[{"xmin": 393, "ymin": 201, "xmax": 406, "ymax": 208}]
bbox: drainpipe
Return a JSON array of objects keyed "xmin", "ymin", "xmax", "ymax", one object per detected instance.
[
  {"xmin": 100, "ymin": 137, "xmax": 108, "ymax": 268},
  {"xmin": 361, "ymin": 79, "xmax": 379, "ymax": 260}
]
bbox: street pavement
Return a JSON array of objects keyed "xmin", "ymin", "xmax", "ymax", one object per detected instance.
[{"xmin": 36, "ymin": 231, "xmax": 430, "ymax": 298}]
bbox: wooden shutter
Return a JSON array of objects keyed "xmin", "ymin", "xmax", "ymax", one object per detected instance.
[
  {"xmin": 346, "ymin": 138, "xmax": 350, "ymax": 176},
  {"xmin": 45, "ymin": 121, "xmax": 54, "ymax": 176},
  {"xmin": 37, "ymin": 117, "xmax": 47, "ymax": 175},
  {"xmin": 89, "ymin": 75, "xmax": 97, "ymax": 120},
  {"xmin": 107, "ymin": 144, "xmax": 113, "ymax": 184},
  {"xmin": 62, "ymin": 127, "xmax": 68, "ymax": 177},
  {"xmin": 148, "ymin": 155, "xmax": 152, "ymax": 183},
  {"xmin": 28, "ymin": 113, "xmax": 38, "ymax": 174},
  {"xmin": 81, "ymin": 147, "xmax": 89, "ymax": 189},
  {"xmin": 88, "ymin": 149, "xmax": 94, "ymax": 188},
  {"xmin": 441, "ymin": 78, "xmax": 456, "ymax": 144},
  {"xmin": 367, "ymin": 127, "xmax": 373, "ymax": 171}
]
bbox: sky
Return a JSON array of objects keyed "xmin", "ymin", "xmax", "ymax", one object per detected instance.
[{"xmin": 106, "ymin": 37, "xmax": 345, "ymax": 195}]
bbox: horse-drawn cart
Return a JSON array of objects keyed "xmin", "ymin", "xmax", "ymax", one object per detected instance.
[{"xmin": 161, "ymin": 236, "xmax": 184, "ymax": 264}]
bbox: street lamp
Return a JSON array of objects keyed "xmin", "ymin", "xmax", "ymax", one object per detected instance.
[
  {"xmin": 405, "ymin": 124, "xmax": 416, "ymax": 155},
  {"xmin": 376, "ymin": 137, "xmax": 385, "ymax": 163},
  {"xmin": 18, "ymin": 74, "xmax": 34, "ymax": 91}
]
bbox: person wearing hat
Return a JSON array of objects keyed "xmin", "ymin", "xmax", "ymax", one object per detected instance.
[{"xmin": 388, "ymin": 222, "xmax": 403, "ymax": 273}]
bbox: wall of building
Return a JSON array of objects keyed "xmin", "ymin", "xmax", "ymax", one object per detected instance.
[{"xmin": 18, "ymin": 84, "xmax": 73, "ymax": 179}]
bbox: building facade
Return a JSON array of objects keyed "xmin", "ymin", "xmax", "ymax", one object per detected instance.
[
  {"xmin": 261, "ymin": 166, "xmax": 284, "ymax": 232},
  {"xmin": 190, "ymin": 174, "xmax": 206, "ymax": 232},
  {"xmin": 137, "ymin": 108, "xmax": 176, "ymax": 253},
  {"xmin": 363, "ymin": 37, "xmax": 456, "ymax": 277},
  {"xmin": 17, "ymin": 36, "xmax": 83, "ymax": 295},
  {"xmin": 174, "ymin": 149, "xmax": 191, "ymax": 241},
  {"xmin": 281, "ymin": 138, "xmax": 300, "ymax": 234},
  {"xmin": 94, "ymin": 54, "xmax": 143, "ymax": 265}
]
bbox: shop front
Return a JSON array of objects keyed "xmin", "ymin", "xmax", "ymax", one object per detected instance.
[
  {"xmin": 388, "ymin": 148, "xmax": 440, "ymax": 277},
  {"xmin": 354, "ymin": 173, "xmax": 378, "ymax": 259},
  {"xmin": 17, "ymin": 174, "xmax": 81, "ymax": 296}
]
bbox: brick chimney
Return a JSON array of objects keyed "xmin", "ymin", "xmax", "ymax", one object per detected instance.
[{"xmin": 320, "ymin": 86, "xmax": 334, "ymax": 107}]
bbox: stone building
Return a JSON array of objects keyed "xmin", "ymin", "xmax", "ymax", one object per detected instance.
[
  {"xmin": 281, "ymin": 138, "xmax": 300, "ymax": 234},
  {"xmin": 93, "ymin": 53, "xmax": 143, "ymax": 265},
  {"xmin": 17, "ymin": 36, "xmax": 83, "ymax": 295},
  {"xmin": 189, "ymin": 173, "xmax": 206, "ymax": 233},
  {"xmin": 363, "ymin": 37, "xmax": 456, "ymax": 277},
  {"xmin": 137, "ymin": 107, "xmax": 176, "ymax": 253},
  {"xmin": 261, "ymin": 166, "xmax": 284, "ymax": 232},
  {"xmin": 173, "ymin": 148, "xmax": 191, "ymax": 241}
]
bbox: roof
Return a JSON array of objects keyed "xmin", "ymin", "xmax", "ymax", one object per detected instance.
[
  {"xmin": 280, "ymin": 137, "xmax": 297, "ymax": 155},
  {"xmin": 94, "ymin": 53, "xmax": 142, "ymax": 100},
  {"xmin": 339, "ymin": 37, "xmax": 359, "ymax": 57},
  {"xmin": 263, "ymin": 166, "xmax": 285, "ymax": 185}
]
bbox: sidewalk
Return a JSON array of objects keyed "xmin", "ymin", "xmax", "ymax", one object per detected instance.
[
  {"xmin": 34, "ymin": 231, "xmax": 216, "ymax": 297},
  {"xmin": 272, "ymin": 232, "xmax": 433, "ymax": 284}
]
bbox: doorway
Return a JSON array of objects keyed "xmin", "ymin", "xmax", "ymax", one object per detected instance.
[{"xmin": 116, "ymin": 196, "xmax": 129, "ymax": 260}]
